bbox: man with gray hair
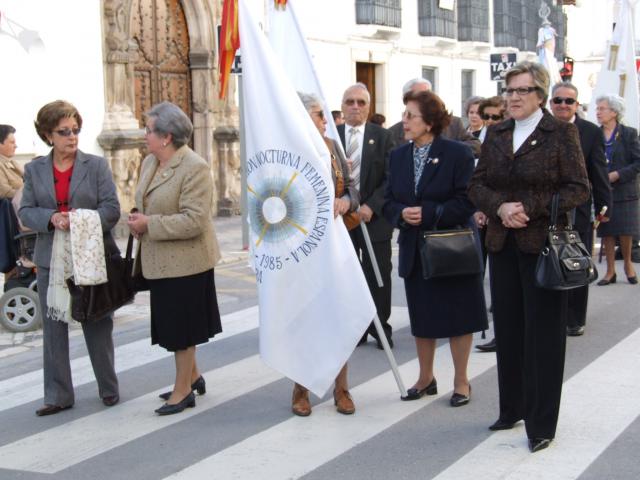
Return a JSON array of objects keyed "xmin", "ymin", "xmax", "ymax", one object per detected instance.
[{"xmin": 388, "ymin": 78, "xmax": 481, "ymax": 156}]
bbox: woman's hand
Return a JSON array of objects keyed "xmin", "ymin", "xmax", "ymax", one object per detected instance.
[
  {"xmin": 401, "ymin": 206, "xmax": 422, "ymax": 226},
  {"xmin": 498, "ymin": 202, "xmax": 529, "ymax": 229},
  {"xmin": 127, "ymin": 212, "xmax": 149, "ymax": 239},
  {"xmin": 334, "ymin": 197, "xmax": 350, "ymax": 218},
  {"xmin": 473, "ymin": 211, "xmax": 488, "ymax": 229},
  {"xmin": 608, "ymin": 171, "xmax": 620, "ymax": 183},
  {"xmin": 51, "ymin": 212, "xmax": 70, "ymax": 231}
]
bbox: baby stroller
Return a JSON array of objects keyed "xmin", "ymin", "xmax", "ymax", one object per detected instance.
[{"xmin": 0, "ymin": 199, "xmax": 40, "ymax": 332}]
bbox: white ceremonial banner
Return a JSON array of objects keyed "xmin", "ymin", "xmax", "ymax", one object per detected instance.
[
  {"xmin": 238, "ymin": 0, "xmax": 376, "ymax": 396},
  {"xmin": 587, "ymin": 0, "xmax": 640, "ymax": 131}
]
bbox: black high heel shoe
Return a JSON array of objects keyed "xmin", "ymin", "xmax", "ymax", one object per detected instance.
[
  {"xmin": 401, "ymin": 378, "xmax": 437, "ymax": 401},
  {"xmin": 155, "ymin": 392, "xmax": 196, "ymax": 416},
  {"xmin": 450, "ymin": 386, "xmax": 471, "ymax": 407},
  {"xmin": 159, "ymin": 376, "xmax": 206, "ymax": 401},
  {"xmin": 597, "ymin": 273, "xmax": 616, "ymax": 286},
  {"xmin": 627, "ymin": 274, "xmax": 638, "ymax": 284}
]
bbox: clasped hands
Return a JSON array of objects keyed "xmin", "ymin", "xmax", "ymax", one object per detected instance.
[
  {"xmin": 497, "ymin": 202, "xmax": 529, "ymax": 229},
  {"xmin": 127, "ymin": 211, "xmax": 149, "ymax": 239},
  {"xmin": 51, "ymin": 211, "xmax": 70, "ymax": 231},
  {"xmin": 401, "ymin": 206, "xmax": 422, "ymax": 226}
]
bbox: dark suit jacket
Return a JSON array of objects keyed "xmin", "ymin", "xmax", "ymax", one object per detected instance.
[
  {"xmin": 574, "ymin": 116, "xmax": 612, "ymax": 231},
  {"xmin": 19, "ymin": 150, "xmax": 121, "ymax": 268},
  {"xmin": 388, "ymin": 116, "xmax": 481, "ymax": 157},
  {"xmin": 383, "ymin": 137, "xmax": 476, "ymax": 277},
  {"xmin": 607, "ymin": 123, "xmax": 640, "ymax": 202},
  {"xmin": 338, "ymin": 122, "xmax": 394, "ymax": 241},
  {"xmin": 468, "ymin": 109, "xmax": 590, "ymax": 254}
]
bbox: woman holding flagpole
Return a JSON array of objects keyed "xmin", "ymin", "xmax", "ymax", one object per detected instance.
[{"xmin": 288, "ymin": 91, "xmax": 360, "ymax": 417}]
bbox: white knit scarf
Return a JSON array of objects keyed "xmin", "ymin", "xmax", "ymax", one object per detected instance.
[{"xmin": 47, "ymin": 209, "xmax": 108, "ymax": 323}]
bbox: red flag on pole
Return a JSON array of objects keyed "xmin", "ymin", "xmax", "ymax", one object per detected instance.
[{"xmin": 218, "ymin": 0, "xmax": 240, "ymax": 99}]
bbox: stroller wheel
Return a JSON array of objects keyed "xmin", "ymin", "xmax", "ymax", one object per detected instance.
[{"xmin": 0, "ymin": 287, "xmax": 42, "ymax": 332}]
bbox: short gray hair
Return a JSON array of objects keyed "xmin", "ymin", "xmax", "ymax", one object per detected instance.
[
  {"xmin": 297, "ymin": 91, "xmax": 323, "ymax": 112},
  {"xmin": 595, "ymin": 94, "xmax": 625, "ymax": 121},
  {"xmin": 463, "ymin": 96, "xmax": 484, "ymax": 116},
  {"xmin": 402, "ymin": 78, "xmax": 432, "ymax": 95},
  {"xmin": 146, "ymin": 101, "xmax": 193, "ymax": 148},
  {"xmin": 551, "ymin": 81, "xmax": 579, "ymax": 97},
  {"xmin": 342, "ymin": 83, "xmax": 371, "ymax": 104}
]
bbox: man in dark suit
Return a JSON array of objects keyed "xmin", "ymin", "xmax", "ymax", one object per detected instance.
[
  {"xmin": 550, "ymin": 81, "xmax": 612, "ymax": 336},
  {"xmin": 388, "ymin": 78, "xmax": 481, "ymax": 157},
  {"xmin": 338, "ymin": 83, "xmax": 395, "ymax": 348}
]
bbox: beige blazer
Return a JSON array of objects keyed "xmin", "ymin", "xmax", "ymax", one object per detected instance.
[
  {"xmin": 0, "ymin": 154, "xmax": 24, "ymax": 198},
  {"xmin": 133, "ymin": 145, "xmax": 220, "ymax": 279}
]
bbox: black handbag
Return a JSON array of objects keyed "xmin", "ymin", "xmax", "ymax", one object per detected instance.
[
  {"xmin": 534, "ymin": 194, "xmax": 598, "ymax": 290},
  {"xmin": 420, "ymin": 205, "xmax": 483, "ymax": 280},
  {"xmin": 67, "ymin": 234, "xmax": 139, "ymax": 323}
]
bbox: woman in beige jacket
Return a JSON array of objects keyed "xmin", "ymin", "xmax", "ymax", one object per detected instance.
[
  {"xmin": 128, "ymin": 102, "xmax": 222, "ymax": 416},
  {"xmin": 0, "ymin": 124, "xmax": 24, "ymax": 199}
]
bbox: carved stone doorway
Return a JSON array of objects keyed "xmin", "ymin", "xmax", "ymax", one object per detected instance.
[{"xmin": 131, "ymin": 0, "xmax": 192, "ymax": 129}]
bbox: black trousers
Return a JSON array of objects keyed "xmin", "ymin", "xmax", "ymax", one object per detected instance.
[
  {"xmin": 566, "ymin": 226, "xmax": 593, "ymax": 328},
  {"xmin": 350, "ymin": 226, "xmax": 392, "ymax": 339},
  {"xmin": 489, "ymin": 233, "xmax": 568, "ymax": 440}
]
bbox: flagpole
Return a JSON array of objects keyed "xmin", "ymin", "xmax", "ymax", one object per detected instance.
[{"xmin": 239, "ymin": 76, "xmax": 249, "ymax": 250}]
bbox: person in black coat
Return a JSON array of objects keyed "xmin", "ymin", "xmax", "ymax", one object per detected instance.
[
  {"xmin": 595, "ymin": 94, "xmax": 640, "ymax": 285},
  {"xmin": 383, "ymin": 90, "xmax": 487, "ymax": 407},
  {"xmin": 550, "ymin": 82, "xmax": 612, "ymax": 336},
  {"xmin": 338, "ymin": 83, "xmax": 395, "ymax": 349}
]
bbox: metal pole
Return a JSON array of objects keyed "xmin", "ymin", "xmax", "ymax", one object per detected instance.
[
  {"xmin": 359, "ymin": 220, "xmax": 383, "ymax": 287},
  {"xmin": 239, "ymin": 76, "xmax": 249, "ymax": 250}
]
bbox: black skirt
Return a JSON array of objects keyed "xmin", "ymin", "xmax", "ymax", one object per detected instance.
[{"xmin": 148, "ymin": 268, "xmax": 222, "ymax": 352}]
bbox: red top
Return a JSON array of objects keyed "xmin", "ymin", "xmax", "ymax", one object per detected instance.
[{"xmin": 53, "ymin": 166, "xmax": 73, "ymax": 212}]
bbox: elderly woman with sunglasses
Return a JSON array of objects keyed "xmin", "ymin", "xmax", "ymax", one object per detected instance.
[{"xmin": 19, "ymin": 100, "xmax": 121, "ymax": 416}]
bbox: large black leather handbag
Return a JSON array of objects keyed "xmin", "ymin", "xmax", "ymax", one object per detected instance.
[
  {"xmin": 67, "ymin": 234, "xmax": 138, "ymax": 323},
  {"xmin": 534, "ymin": 194, "xmax": 598, "ymax": 290},
  {"xmin": 420, "ymin": 205, "xmax": 483, "ymax": 280}
]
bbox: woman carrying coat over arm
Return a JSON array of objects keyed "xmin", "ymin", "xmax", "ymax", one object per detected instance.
[
  {"xmin": 383, "ymin": 89, "xmax": 488, "ymax": 408},
  {"xmin": 468, "ymin": 62, "xmax": 589, "ymax": 453},
  {"xmin": 19, "ymin": 100, "xmax": 120, "ymax": 416}
]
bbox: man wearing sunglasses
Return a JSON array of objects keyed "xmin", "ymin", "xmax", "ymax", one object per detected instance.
[
  {"xmin": 337, "ymin": 83, "xmax": 395, "ymax": 349},
  {"xmin": 550, "ymin": 81, "xmax": 612, "ymax": 337}
]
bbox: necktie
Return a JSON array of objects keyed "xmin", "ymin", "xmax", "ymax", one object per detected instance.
[{"xmin": 347, "ymin": 127, "xmax": 361, "ymax": 190}]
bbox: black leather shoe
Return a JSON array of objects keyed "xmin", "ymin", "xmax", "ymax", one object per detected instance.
[
  {"xmin": 597, "ymin": 274, "xmax": 617, "ymax": 286},
  {"xmin": 529, "ymin": 438, "xmax": 552, "ymax": 453},
  {"xmin": 155, "ymin": 392, "xmax": 196, "ymax": 416},
  {"xmin": 476, "ymin": 338, "xmax": 496, "ymax": 352},
  {"xmin": 628, "ymin": 275, "xmax": 638, "ymax": 284},
  {"xmin": 356, "ymin": 334, "xmax": 367, "ymax": 347},
  {"xmin": 450, "ymin": 386, "xmax": 471, "ymax": 407},
  {"xmin": 488, "ymin": 418, "xmax": 518, "ymax": 431},
  {"xmin": 36, "ymin": 404, "xmax": 73, "ymax": 417},
  {"xmin": 159, "ymin": 376, "xmax": 206, "ymax": 401},
  {"xmin": 402, "ymin": 378, "xmax": 437, "ymax": 401},
  {"xmin": 567, "ymin": 326, "xmax": 585, "ymax": 336},
  {"xmin": 102, "ymin": 395, "xmax": 119, "ymax": 407},
  {"xmin": 376, "ymin": 335, "xmax": 394, "ymax": 350}
]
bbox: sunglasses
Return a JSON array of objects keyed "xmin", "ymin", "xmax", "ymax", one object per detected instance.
[
  {"xmin": 344, "ymin": 98, "xmax": 367, "ymax": 107},
  {"xmin": 55, "ymin": 128, "xmax": 81, "ymax": 137},
  {"xmin": 551, "ymin": 97, "xmax": 577, "ymax": 105},
  {"xmin": 402, "ymin": 110, "xmax": 422, "ymax": 120},
  {"xmin": 481, "ymin": 113, "xmax": 503, "ymax": 121}
]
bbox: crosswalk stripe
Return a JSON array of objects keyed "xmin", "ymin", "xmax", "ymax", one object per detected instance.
[
  {"xmin": 0, "ymin": 308, "xmax": 411, "ymax": 474},
  {"xmin": 163, "ymin": 336, "xmax": 498, "ymax": 480},
  {"xmin": 0, "ymin": 306, "xmax": 260, "ymax": 414},
  {"xmin": 432, "ymin": 327, "xmax": 640, "ymax": 480}
]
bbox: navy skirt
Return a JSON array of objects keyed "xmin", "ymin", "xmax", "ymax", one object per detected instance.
[{"xmin": 597, "ymin": 199, "xmax": 639, "ymax": 237}]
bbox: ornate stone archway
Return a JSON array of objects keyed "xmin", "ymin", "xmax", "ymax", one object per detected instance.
[{"xmin": 98, "ymin": 0, "xmax": 240, "ymax": 216}]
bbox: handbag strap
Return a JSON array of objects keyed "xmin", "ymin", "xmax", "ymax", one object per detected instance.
[
  {"xmin": 125, "ymin": 234, "xmax": 135, "ymax": 261},
  {"xmin": 549, "ymin": 193, "xmax": 574, "ymax": 230}
]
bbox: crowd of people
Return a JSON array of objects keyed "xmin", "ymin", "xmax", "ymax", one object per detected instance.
[{"xmin": 4, "ymin": 59, "xmax": 639, "ymax": 455}]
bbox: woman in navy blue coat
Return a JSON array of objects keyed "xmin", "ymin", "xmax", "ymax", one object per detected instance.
[{"xmin": 383, "ymin": 90, "xmax": 487, "ymax": 406}]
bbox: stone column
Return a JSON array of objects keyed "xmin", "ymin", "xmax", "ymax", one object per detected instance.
[{"xmin": 213, "ymin": 126, "xmax": 240, "ymax": 216}]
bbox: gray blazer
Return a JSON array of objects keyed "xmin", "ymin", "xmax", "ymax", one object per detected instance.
[{"xmin": 19, "ymin": 150, "xmax": 120, "ymax": 268}]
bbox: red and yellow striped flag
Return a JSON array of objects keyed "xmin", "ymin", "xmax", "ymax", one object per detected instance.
[
  {"xmin": 274, "ymin": 0, "xmax": 287, "ymax": 9},
  {"xmin": 218, "ymin": 0, "xmax": 240, "ymax": 99}
]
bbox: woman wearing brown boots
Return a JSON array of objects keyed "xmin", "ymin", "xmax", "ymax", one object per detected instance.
[{"xmin": 291, "ymin": 92, "xmax": 360, "ymax": 416}]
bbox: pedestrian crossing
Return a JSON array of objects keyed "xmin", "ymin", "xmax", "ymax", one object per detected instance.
[{"xmin": 0, "ymin": 303, "xmax": 639, "ymax": 480}]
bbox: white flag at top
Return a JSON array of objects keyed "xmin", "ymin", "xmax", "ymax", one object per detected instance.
[{"xmin": 238, "ymin": 0, "xmax": 375, "ymax": 396}]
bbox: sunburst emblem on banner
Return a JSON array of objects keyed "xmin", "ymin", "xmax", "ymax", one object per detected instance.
[{"xmin": 248, "ymin": 171, "xmax": 315, "ymax": 247}]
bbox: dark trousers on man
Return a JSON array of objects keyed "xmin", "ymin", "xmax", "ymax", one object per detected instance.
[
  {"xmin": 489, "ymin": 234, "xmax": 568, "ymax": 440},
  {"xmin": 566, "ymin": 226, "xmax": 593, "ymax": 329},
  {"xmin": 350, "ymin": 226, "xmax": 392, "ymax": 340}
]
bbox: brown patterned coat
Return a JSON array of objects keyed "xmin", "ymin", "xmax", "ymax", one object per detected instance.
[{"xmin": 468, "ymin": 109, "xmax": 590, "ymax": 254}]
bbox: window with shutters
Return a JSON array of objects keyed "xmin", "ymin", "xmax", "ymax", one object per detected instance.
[
  {"xmin": 355, "ymin": 0, "xmax": 402, "ymax": 28},
  {"xmin": 458, "ymin": 0, "xmax": 489, "ymax": 42},
  {"xmin": 422, "ymin": 66, "xmax": 438, "ymax": 93},
  {"xmin": 418, "ymin": 0, "xmax": 457, "ymax": 39}
]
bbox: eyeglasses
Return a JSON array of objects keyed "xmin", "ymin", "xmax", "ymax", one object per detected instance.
[
  {"xmin": 55, "ymin": 128, "xmax": 81, "ymax": 137},
  {"xmin": 144, "ymin": 126, "xmax": 155, "ymax": 135},
  {"xmin": 310, "ymin": 110, "xmax": 325, "ymax": 119},
  {"xmin": 552, "ymin": 97, "xmax": 577, "ymax": 105},
  {"xmin": 344, "ymin": 98, "xmax": 367, "ymax": 107},
  {"xmin": 504, "ymin": 86, "xmax": 540, "ymax": 97},
  {"xmin": 402, "ymin": 110, "xmax": 422, "ymax": 120},
  {"xmin": 481, "ymin": 113, "xmax": 503, "ymax": 121}
]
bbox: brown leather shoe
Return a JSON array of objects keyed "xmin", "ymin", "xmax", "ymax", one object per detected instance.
[
  {"xmin": 291, "ymin": 384, "xmax": 311, "ymax": 416},
  {"xmin": 333, "ymin": 388, "xmax": 355, "ymax": 415},
  {"xmin": 35, "ymin": 404, "xmax": 73, "ymax": 417}
]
